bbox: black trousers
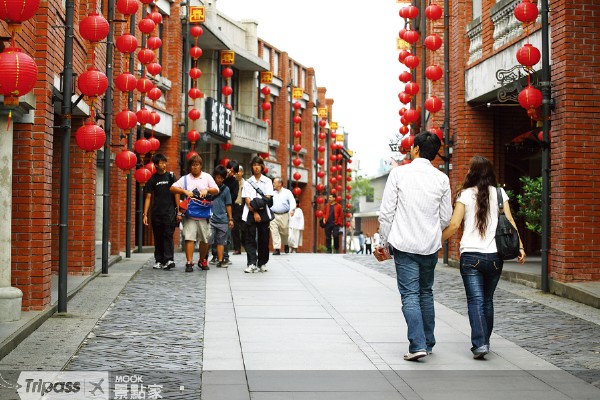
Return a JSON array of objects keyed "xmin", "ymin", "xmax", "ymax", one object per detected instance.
[
  {"xmin": 232, "ymin": 204, "xmax": 246, "ymax": 251},
  {"xmin": 152, "ymin": 216, "xmax": 176, "ymax": 264},
  {"xmin": 325, "ymin": 225, "xmax": 341, "ymax": 253},
  {"xmin": 245, "ymin": 220, "xmax": 270, "ymax": 267}
]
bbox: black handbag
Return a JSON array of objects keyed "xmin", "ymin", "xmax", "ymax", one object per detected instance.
[{"xmin": 495, "ymin": 188, "xmax": 521, "ymax": 260}]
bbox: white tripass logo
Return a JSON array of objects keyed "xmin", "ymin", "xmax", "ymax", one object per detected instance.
[{"xmin": 16, "ymin": 371, "xmax": 108, "ymax": 399}]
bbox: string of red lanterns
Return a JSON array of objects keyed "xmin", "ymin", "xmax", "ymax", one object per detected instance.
[
  {"xmin": 424, "ymin": 2, "xmax": 444, "ymax": 142},
  {"xmin": 187, "ymin": 22, "xmax": 204, "ymax": 159},
  {"xmin": 314, "ymin": 116, "xmax": 328, "ymax": 219},
  {"xmin": 514, "ymin": 0, "xmax": 542, "ymax": 118},
  {"xmin": 291, "ymin": 101, "xmax": 303, "ymax": 197}
]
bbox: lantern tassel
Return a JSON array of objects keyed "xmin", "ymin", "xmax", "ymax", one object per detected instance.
[{"xmin": 6, "ymin": 110, "xmax": 12, "ymax": 130}]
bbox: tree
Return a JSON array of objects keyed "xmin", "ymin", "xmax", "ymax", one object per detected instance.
[
  {"xmin": 348, "ymin": 176, "xmax": 374, "ymax": 213},
  {"xmin": 516, "ymin": 176, "xmax": 542, "ymax": 235}
]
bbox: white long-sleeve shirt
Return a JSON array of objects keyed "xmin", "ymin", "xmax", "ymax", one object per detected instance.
[{"xmin": 378, "ymin": 158, "xmax": 452, "ymax": 255}]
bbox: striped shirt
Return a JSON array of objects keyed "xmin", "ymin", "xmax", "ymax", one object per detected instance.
[{"xmin": 378, "ymin": 158, "xmax": 452, "ymax": 255}]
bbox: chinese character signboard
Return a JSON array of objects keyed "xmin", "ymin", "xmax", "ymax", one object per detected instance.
[
  {"xmin": 205, "ymin": 98, "xmax": 232, "ymax": 141},
  {"xmin": 396, "ymin": 38, "xmax": 411, "ymax": 51},
  {"xmin": 260, "ymin": 72, "xmax": 273, "ymax": 84},
  {"xmin": 330, "ymin": 122, "xmax": 338, "ymax": 131},
  {"xmin": 318, "ymin": 108, "xmax": 328, "ymax": 119},
  {"xmin": 292, "ymin": 87, "xmax": 303, "ymax": 99},
  {"xmin": 189, "ymin": 6, "xmax": 205, "ymax": 23},
  {"xmin": 220, "ymin": 50, "xmax": 235, "ymax": 65}
]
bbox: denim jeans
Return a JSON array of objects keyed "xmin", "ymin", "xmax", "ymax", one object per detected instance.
[
  {"xmin": 460, "ymin": 252, "xmax": 503, "ymax": 352},
  {"xmin": 392, "ymin": 248, "xmax": 438, "ymax": 353}
]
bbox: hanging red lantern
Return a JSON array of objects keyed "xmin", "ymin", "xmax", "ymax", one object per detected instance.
[
  {"xmin": 148, "ymin": 111, "xmax": 160, "ymax": 126},
  {"xmin": 136, "ymin": 77, "xmax": 153, "ymax": 93},
  {"xmin": 400, "ymin": 116, "xmax": 409, "ymax": 126},
  {"xmin": 134, "ymin": 167, "xmax": 152, "ymax": 186},
  {"xmin": 516, "ymin": 44, "xmax": 541, "ymax": 67},
  {"xmin": 425, "ymin": 4, "xmax": 443, "ymax": 20},
  {"xmin": 261, "ymin": 86, "xmax": 271, "ymax": 95},
  {"xmin": 346, "ymin": 194, "xmax": 352, "ymax": 200},
  {"xmin": 222, "ymin": 67, "xmax": 234, "ymax": 78},
  {"xmin": 293, "ymin": 144, "xmax": 302, "ymax": 152},
  {"xmin": 430, "ymin": 127, "xmax": 444, "ymax": 141},
  {"xmin": 260, "ymin": 102, "xmax": 271, "ymax": 111},
  {"xmin": 317, "ymin": 145, "xmax": 325, "ymax": 153},
  {"xmin": 293, "ymin": 101, "xmax": 302, "ymax": 110},
  {"xmin": 136, "ymin": 108, "xmax": 150, "ymax": 125},
  {"xmin": 0, "ymin": 47, "xmax": 37, "ymax": 106},
  {"xmin": 220, "ymin": 142, "xmax": 233, "ymax": 151},
  {"xmin": 405, "ymin": 82, "xmax": 419, "ymax": 96},
  {"xmin": 400, "ymin": 135, "xmax": 415, "ymax": 153},
  {"xmin": 147, "ymin": 87, "xmax": 162, "ymax": 102},
  {"xmin": 403, "ymin": 30, "xmax": 420, "ymax": 44},
  {"xmin": 116, "ymin": 34, "xmax": 138, "ymax": 54},
  {"xmin": 405, "ymin": 5, "xmax": 419, "ymax": 19},
  {"xmin": 115, "ymin": 149, "xmax": 137, "ymax": 173},
  {"xmin": 398, "ymin": 28, "xmax": 407, "ymax": 40},
  {"xmin": 425, "ymin": 96, "xmax": 443, "ymax": 113},
  {"xmin": 398, "ymin": 92, "xmax": 412, "ymax": 104},
  {"xmin": 190, "ymin": 46, "xmax": 203, "ymax": 60},
  {"xmin": 347, "ymin": 159, "xmax": 353, "ymax": 164},
  {"xmin": 221, "ymin": 86, "xmax": 233, "ymax": 96},
  {"xmin": 398, "ymin": 50, "xmax": 411, "ymax": 63},
  {"xmin": 404, "ymin": 55, "xmax": 420, "ymax": 69},
  {"xmin": 115, "ymin": 73, "xmax": 137, "ymax": 92},
  {"xmin": 116, "ymin": 0, "xmax": 138, "ymax": 16},
  {"xmin": 425, "ymin": 65, "xmax": 443, "ymax": 81},
  {"xmin": 292, "ymin": 158, "xmax": 302, "ymax": 167},
  {"xmin": 315, "ymin": 210, "xmax": 324, "ymax": 218},
  {"xmin": 399, "ymin": 71, "xmax": 412, "ymax": 83},
  {"xmin": 317, "ymin": 158, "xmax": 324, "ymax": 165},
  {"xmin": 404, "ymin": 109, "xmax": 420, "ymax": 123},
  {"xmin": 115, "ymin": 109, "xmax": 137, "ymax": 132},
  {"xmin": 190, "ymin": 24, "xmax": 203, "ymax": 37},
  {"xmin": 330, "ymin": 189, "xmax": 337, "ymax": 195},
  {"xmin": 134, "ymin": 138, "xmax": 152, "ymax": 156},
  {"xmin": 137, "ymin": 48, "xmax": 155, "ymax": 65},
  {"xmin": 317, "ymin": 171, "xmax": 325, "ymax": 179},
  {"xmin": 292, "ymin": 187, "xmax": 302, "ymax": 197},
  {"xmin": 148, "ymin": 136, "xmax": 160, "ymax": 152},
  {"xmin": 188, "ymin": 87, "xmax": 202, "ymax": 99},
  {"xmin": 189, "ymin": 67, "xmax": 202, "ymax": 79},
  {"xmin": 318, "ymin": 132, "xmax": 326, "ymax": 140},
  {"xmin": 399, "ymin": 125, "xmax": 409, "ymax": 135},
  {"xmin": 187, "ymin": 130, "xmax": 200, "ymax": 144},
  {"xmin": 399, "ymin": 7, "xmax": 409, "ymax": 19},
  {"xmin": 316, "ymin": 183, "xmax": 325, "ymax": 192},
  {"xmin": 186, "ymin": 151, "xmax": 199, "ymax": 160},
  {"xmin": 514, "ymin": 0, "xmax": 539, "ymax": 24},
  {"xmin": 518, "ymin": 85, "xmax": 543, "ymax": 110},
  {"xmin": 346, "ymin": 185, "xmax": 352, "ymax": 191},
  {"xmin": 146, "ymin": 62, "xmax": 162, "ymax": 76},
  {"xmin": 336, "ymin": 174, "xmax": 343, "ymax": 182},
  {"xmin": 147, "ymin": 36, "xmax": 162, "ymax": 50},
  {"xmin": 220, "ymin": 158, "xmax": 230, "ymax": 167},
  {"xmin": 318, "ymin": 119, "xmax": 327, "ymax": 128},
  {"xmin": 330, "ymin": 131, "xmax": 337, "ymax": 139},
  {"xmin": 149, "ymin": 11, "xmax": 162, "ymax": 25},
  {"xmin": 424, "ymin": 34, "xmax": 443, "ymax": 51},
  {"xmin": 188, "ymin": 108, "xmax": 201, "ymax": 120},
  {"xmin": 77, "ymin": 68, "xmax": 108, "ymax": 99},
  {"xmin": 75, "ymin": 122, "xmax": 106, "ymax": 152},
  {"xmin": 145, "ymin": 161, "xmax": 157, "ymax": 175},
  {"xmin": 293, "ymin": 116, "xmax": 302, "ymax": 124},
  {"xmin": 138, "ymin": 17, "xmax": 156, "ymax": 34},
  {"xmin": 293, "ymin": 172, "xmax": 301, "ymax": 181},
  {"xmin": 79, "ymin": 13, "xmax": 109, "ymax": 42},
  {"xmin": 0, "ymin": 0, "xmax": 41, "ymax": 32},
  {"xmin": 258, "ymin": 152, "xmax": 269, "ymax": 159}
]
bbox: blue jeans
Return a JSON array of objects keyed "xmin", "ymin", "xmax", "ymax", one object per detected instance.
[
  {"xmin": 392, "ymin": 248, "xmax": 438, "ymax": 353},
  {"xmin": 460, "ymin": 252, "xmax": 503, "ymax": 352}
]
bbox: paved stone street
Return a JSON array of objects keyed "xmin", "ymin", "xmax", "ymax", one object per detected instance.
[{"xmin": 345, "ymin": 254, "xmax": 600, "ymax": 389}]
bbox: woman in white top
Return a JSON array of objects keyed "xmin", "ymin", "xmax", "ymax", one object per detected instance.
[
  {"xmin": 442, "ymin": 156, "xmax": 525, "ymax": 359},
  {"xmin": 288, "ymin": 201, "xmax": 305, "ymax": 252}
]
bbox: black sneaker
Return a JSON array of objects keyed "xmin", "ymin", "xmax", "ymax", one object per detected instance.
[
  {"xmin": 164, "ymin": 261, "xmax": 175, "ymax": 270},
  {"xmin": 185, "ymin": 263, "xmax": 194, "ymax": 273},
  {"xmin": 273, "ymin": 250, "xmax": 281, "ymax": 255}
]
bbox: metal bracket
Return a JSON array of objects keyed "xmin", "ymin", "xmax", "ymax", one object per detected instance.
[{"xmin": 496, "ymin": 65, "xmax": 539, "ymax": 103}]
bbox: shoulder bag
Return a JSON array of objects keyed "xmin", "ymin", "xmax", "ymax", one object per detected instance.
[
  {"xmin": 248, "ymin": 179, "xmax": 274, "ymax": 222},
  {"xmin": 495, "ymin": 188, "xmax": 520, "ymax": 260}
]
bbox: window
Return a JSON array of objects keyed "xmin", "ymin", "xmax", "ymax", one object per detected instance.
[
  {"xmin": 472, "ymin": 0, "xmax": 482, "ymax": 20},
  {"xmin": 293, "ymin": 64, "xmax": 299, "ymax": 86},
  {"xmin": 273, "ymin": 52, "xmax": 280, "ymax": 76},
  {"xmin": 301, "ymin": 69, "xmax": 306, "ymax": 91},
  {"xmin": 262, "ymin": 46, "xmax": 271, "ymax": 67}
]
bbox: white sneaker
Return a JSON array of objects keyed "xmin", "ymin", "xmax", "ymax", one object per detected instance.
[
  {"xmin": 244, "ymin": 264, "xmax": 258, "ymax": 273},
  {"xmin": 258, "ymin": 265, "xmax": 268, "ymax": 272},
  {"xmin": 153, "ymin": 262, "xmax": 163, "ymax": 269}
]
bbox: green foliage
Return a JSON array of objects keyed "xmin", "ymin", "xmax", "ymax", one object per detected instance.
[
  {"xmin": 516, "ymin": 176, "xmax": 542, "ymax": 236},
  {"xmin": 316, "ymin": 244, "xmax": 328, "ymax": 253},
  {"xmin": 348, "ymin": 177, "xmax": 374, "ymax": 213}
]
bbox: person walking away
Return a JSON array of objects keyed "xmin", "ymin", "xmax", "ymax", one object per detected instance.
[
  {"xmin": 373, "ymin": 231, "xmax": 381, "ymax": 248},
  {"xmin": 170, "ymin": 154, "xmax": 219, "ymax": 272},
  {"xmin": 321, "ymin": 194, "xmax": 343, "ymax": 253},
  {"xmin": 231, "ymin": 165, "xmax": 246, "ymax": 254},
  {"xmin": 364, "ymin": 234, "xmax": 372, "ymax": 254},
  {"xmin": 378, "ymin": 132, "xmax": 452, "ymax": 361},
  {"xmin": 242, "ymin": 156, "xmax": 274, "ymax": 273},
  {"xmin": 143, "ymin": 153, "xmax": 178, "ymax": 270},
  {"xmin": 209, "ymin": 160, "xmax": 239, "ymax": 265},
  {"xmin": 288, "ymin": 201, "xmax": 304, "ymax": 253},
  {"xmin": 357, "ymin": 231, "xmax": 365, "ymax": 254},
  {"xmin": 269, "ymin": 177, "xmax": 296, "ymax": 255},
  {"xmin": 207, "ymin": 165, "xmax": 234, "ymax": 268},
  {"xmin": 442, "ymin": 155, "xmax": 526, "ymax": 359}
]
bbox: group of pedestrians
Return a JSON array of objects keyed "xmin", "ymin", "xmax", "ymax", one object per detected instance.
[
  {"xmin": 377, "ymin": 132, "xmax": 526, "ymax": 361},
  {"xmin": 356, "ymin": 231, "xmax": 379, "ymax": 254}
]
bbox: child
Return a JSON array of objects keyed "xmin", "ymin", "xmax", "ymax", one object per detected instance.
[{"xmin": 208, "ymin": 165, "xmax": 234, "ymax": 268}]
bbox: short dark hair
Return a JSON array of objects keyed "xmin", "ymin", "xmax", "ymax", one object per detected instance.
[
  {"xmin": 152, "ymin": 153, "xmax": 167, "ymax": 164},
  {"xmin": 186, "ymin": 154, "xmax": 203, "ymax": 173},
  {"xmin": 414, "ymin": 132, "xmax": 441, "ymax": 161},
  {"xmin": 213, "ymin": 165, "xmax": 227, "ymax": 179},
  {"xmin": 250, "ymin": 156, "xmax": 265, "ymax": 173},
  {"xmin": 226, "ymin": 159, "xmax": 240, "ymax": 173}
]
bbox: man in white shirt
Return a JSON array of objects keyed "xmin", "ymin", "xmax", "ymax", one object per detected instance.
[
  {"xmin": 269, "ymin": 177, "xmax": 296, "ymax": 255},
  {"xmin": 378, "ymin": 132, "xmax": 452, "ymax": 361}
]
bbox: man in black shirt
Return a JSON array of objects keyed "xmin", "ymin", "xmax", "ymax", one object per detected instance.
[{"xmin": 143, "ymin": 153, "xmax": 178, "ymax": 270}]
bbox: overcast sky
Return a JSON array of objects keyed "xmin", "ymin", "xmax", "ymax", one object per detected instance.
[{"xmin": 215, "ymin": 0, "xmax": 403, "ymax": 176}]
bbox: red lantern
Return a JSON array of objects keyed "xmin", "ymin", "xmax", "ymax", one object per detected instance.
[
  {"xmin": 293, "ymin": 116, "xmax": 302, "ymax": 124},
  {"xmin": 79, "ymin": 13, "xmax": 109, "ymax": 42},
  {"xmin": 116, "ymin": 0, "xmax": 138, "ymax": 16},
  {"xmin": 346, "ymin": 185, "xmax": 352, "ymax": 191},
  {"xmin": 189, "ymin": 67, "xmax": 202, "ymax": 79},
  {"xmin": 293, "ymin": 172, "xmax": 301, "ymax": 181},
  {"xmin": 134, "ymin": 167, "xmax": 152, "ymax": 186},
  {"xmin": 336, "ymin": 174, "xmax": 343, "ymax": 182},
  {"xmin": 404, "ymin": 109, "xmax": 420, "ymax": 123},
  {"xmin": 145, "ymin": 162, "xmax": 157, "ymax": 175},
  {"xmin": 138, "ymin": 18, "xmax": 156, "ymax": 34},
  {"xmin": 400, "ymin": 135, "xmax": 415, "ymax": 153},
  {"xmin": 430, "ymin": 127, "xmax": 444, "ymax": 141},
  {"xmin": 147, "ymin": 87, "xmax": 162, "ymax": 102},
  {"xmin": 317, "ymin": 158, "xmax": 324, "ymax": 165},
  {"xmin": 147, "ymin": 36, "xmax": 162, "ymax": 50},
  {"xmin": 401, "ymin": 159, "xmax": 412, "ymax": 166},
  {"xmin": 259, "ymin": 102, "xmax": 270, "ymax": 111},
  {"xmin": 149, "ymin": 11, "xmax": 162, "ymax": 25},
  {"xmin": 399, "ymin": 126, "xmax": 409, "ymax": 135},
  {"xmin": 220, "ymin": 158, "xmax": 230, "ymax": 167},
  {"xmin": 424, "ymin": 34, "xmax": 443, "ymax": 51},
  {"xmin": 518, "ymin": 85, "xmax": 542, "ymax": 110},
  {"xmin": 398, "ymin": 28, "xmax": 407, "ymax": 40},
  {"xmin": 425, "ymin": 4, "xmax": 443, "ymax": 20},
  {"xmin": 398, "ymin": 50, "xmax": 411, "ymax": 63},
  {"xmin": 188, "ymin": 88, "xmax": 202, "ymax": 99},
  {"xmin": 115, "ymin": 109, "xmax": 137, "ymax": 132},
  {"xmin": 261, "ymin": 86, "xmax": 271, "ymax": 95},
  {"xmin": 403, "ymin": 30, "xmax": 420, "ymax": 44},
  {"xmin": 148, "ymin": 111, "xmax": 160, "ymax": 126},
  {"xmin": 146, "ymin": 62, "xmax": 162, "ymax": 76},
  {"xmin": 77, "ymin": 67, "xmax": 108, "ymax": 99},
  {"xmin": 137, "ymin": 77, "xmax": 153, "ymax": 93},
  {"xmin": 346, "ymin": 194, "xmax": 352, "ymax": 200},
  {"xmin": 330, "ymin": 131, "xmax": 338, "ymax": 139},
  {"xmin": 318, "ymin": 120, "xmax": 327, "ymax": 128},
  {"xmin": 404, "ymin": 55, "xmax": 420, "ymax": 69},
  {"xmin": 259, "ymin": 152, "xmax": 269, "ymax": 159},
  {"xmin": 347, "ymin": 159, "xmax": 352, "ymax": 164},
  {"xmin": 187, "ymin": 130, "xmax": 200, "ymax": 144},
  {"xmin": 0, "ymin": 0, "xmax": 41, "ymax": 31},
  {"xmin": 315, "ymin": 210, "xmax": 323, "ymax": 218},
  {"xmin": 293, "ymin": 130, "xmax": 302, "ymax": 138},
  {"xmin": 316, "ymin": 184, "xmax": 325, "ymax": 192},
  {"xmin": 75, "ymin": 122, "xmax": 106, "ymax": 152},
  {"xmin": 293, "ymin": 158, "xmax": 302, "ymax": 167},
  {"xmin": 425, "ymin": 65, "xmax": 443, "ymax": 81},
  {"xmin": 222, "ymin": 67, "xmax": 234, "ymax": 78},
  {"xmin": 137, "ymin": 48, "xmax": 155, "ymax": 65},
  {"xmin": 516, "ymin": 44, "xmax": 541, "ymax": 67},
  {"xmin": 514, "ymin": 0, "xmax": 539, "ymax": 24},
  {"xmin": 405, "ymin": 5, "xmax": 419, "ymax": 19},
  {"xmin": 221, "ymin": 86, "xmax": 233, "ymax": 96},
  {"xmin": 293, "ymin": 144, "xmax": 302, "ymax": 152},
  {"xmin": 292, "ymin": 187, "xmax": 301, "ymax": 196},
  {"xmin": 317, "ymin": 171, "xmax": 325, "ymax": 179},
  {"xmin": 148, "ymin": 136, "xmax": 160, "ymax": 152},
  {"xmin": 425, "ymin": 96, "xmax": 443, "ymax": 113},
  {"xmin": 398, "ymin": 92, "xmax": 412, "ymax": 104},
  {"xmin": 116, "ymin": 34, "xmax": 138, "ymax": 54},
  {"xmin": 330, "ymin": 189, "xmax": 337, "ymax": 195},
  {"xmin": 405, "ymin": 81, "xmax": 419, "ymax": 96},
  {"xmin": 115, "ymin": 149, "xmax": 137, "ymax": 173},
  {"xmin": 330, "ymin": 177, "xmax": 337, "ymax": 185},
  {"xmin": 0, "ymin": 47, "xmax": 37, "ymax": 106},
  {"xmin": 188, "ymin": 108, "xmax": 201, "ymax": 120},
  {"xmin": 220, "ymin": 142, "xmax": 233, "ymax": 151},
  {"xmin": 399, "ymin": 71, "xmax": 412, "ymax": 83},
  {"xmin": 115, "ymin": 73, "xmax": 137, "ymax": 92},
  {"xmin": 134, "ymin": 138, "xmax": 152, "ymax": 156},
  {"xmin": 190, "ymin": 24, "xmax": 203, "ymax": 37},
  {"xmin": 186, "ymin": 151, "xmax": 199, "ymax": 160},
  {"xmin": 293, "ymin": 101, "xmax": 302, "ymax": 110},
  {"xmin": 190, "ymin": 46, "xmax": 203, "ymax": 59},
  {"xmin": 137, "ymin": 108, "xmax": 150, "ymax": 125},
  {"xmin": 399, "ymin": 7, "xmax": 409, "ymax": 19}
]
